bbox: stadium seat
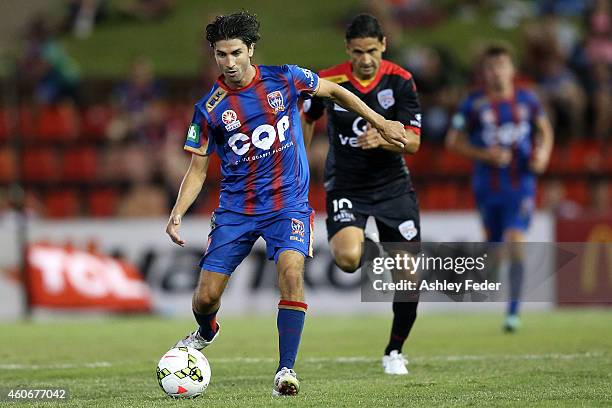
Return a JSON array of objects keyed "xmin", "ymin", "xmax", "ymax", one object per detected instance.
[
  {"xmin": 567, "ymin": 140, "xmax": 604, "ymax": 173},
  {"xmin": 436, "ymin": 149, "xmax": 473, "ymax": 175},
  {"xmin": 82, "ymin": 105, "xmax": 113, "ymax": 140},
  {"xmin": 0, "ymin": 147, "xmax": 16, "ymax": 183},
  {"xmin": 44, "ymin": 189, "xmax": 81, "ymax": 218},
  {"xmin": 564, "ymin": 180, "xmax": 589, "ymax": 206},
  {"xmin": 87, "ymin": 189, "xmax": 119, "ymax": 217},
  {"xmin": 61, "ymin": 147, "xmax": 98, "ymax": 182},
  {"xmin": 22, "ymin": 147, "xmax": 60, "ymax": 182},
  {"xmin": 37, "ymin": 105, "xmax": 79, "ymax": 142}
]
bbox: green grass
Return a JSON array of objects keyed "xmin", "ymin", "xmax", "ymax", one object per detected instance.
[
  {"xmin": 1, "ymin": 310, "xmax": 611, "ymax": 407},
  {"xmin": 56, "ymin": 0, "xmax": 528, "ymax": 77},
  {"xmin": 60, "ymin": 0, "xmax": 358, "ymax": 76}
]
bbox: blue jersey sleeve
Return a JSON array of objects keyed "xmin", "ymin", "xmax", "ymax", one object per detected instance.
[
  {"xmin": 450, "ymin": 96, "xmax": 474, "ymax": 132},
  {"xmin": 184, "ymin": 105, "xmax": 214, "ymax": 156},
  {"xmin": 524, "ymin": 90, "xmax": 546, "ymax": 121},
  {"xmin": 286, "ymin": 65, "xmax": 319, "ymax": 98}
]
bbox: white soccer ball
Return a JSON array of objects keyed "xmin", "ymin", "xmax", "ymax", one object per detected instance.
[{"xmin": 156, "ymin": 347, "xmax": 211, "ymax": 398}]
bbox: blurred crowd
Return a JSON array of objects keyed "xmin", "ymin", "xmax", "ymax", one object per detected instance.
[{"xmin": 0, "ymin": 0, "xmax": 610, "ymax": 218}]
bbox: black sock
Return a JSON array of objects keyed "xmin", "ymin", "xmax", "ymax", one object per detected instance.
[{"xmin": 384, "ymin": 300, "xmax": 418, "ymax": 355}]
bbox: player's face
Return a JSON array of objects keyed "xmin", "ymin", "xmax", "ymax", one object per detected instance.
[
  {"xmin": 346, "ymin": 37, "xmax": 386, "ymax": 80},
  {"xmin": 213, "ymin": 39, "xmax": 255, "ymax": 87},
  {"xmin": 482, "ymin": 54, "xmax": 515, "ymax": 91}
]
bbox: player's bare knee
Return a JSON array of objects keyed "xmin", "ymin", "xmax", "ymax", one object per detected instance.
[{"xmin": 333, "ymin": 247, "xmax": 361, "ymax": 273}]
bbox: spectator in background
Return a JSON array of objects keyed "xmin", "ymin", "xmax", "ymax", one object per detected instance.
[
  {"xmin": 116, "ymin": 0, "xmax": 177, "ymax": 22},
  {"xmin": 117, "ymin": 181, "xmax": 169, "ymax": 217},
  {"xmin": 403, "ymin": 45, "xmax": 461, "ymax": 143},
  {"xmin": 523, "ymin": 18, "xmax": 586, "ymax": 140},
  {"xmin": 541, "ymin": 179, "xmax": 582, "ymax": 218},
  {"xmin": 61, "ymin": 0, "xmax": 108, "ymax": 39},
  {"xmin": 584, "ymin": 0, "xmax": 612, "ymax": 140},
  {"xmin": 106, "ymin": 56, "xmax": 163, "ymax": 143},
  {"xmin": 19, "ymin": 17, "xmax": 81, "ymax": 105}
]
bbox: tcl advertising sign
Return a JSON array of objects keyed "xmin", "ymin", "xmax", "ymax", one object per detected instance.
[{"xmin": 27, "ymin": 243, "xmax": 152, "ymax": 311}]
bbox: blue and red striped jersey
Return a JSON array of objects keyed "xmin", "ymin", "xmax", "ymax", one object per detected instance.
[
  {"xmin": 451, "ymin": 88, "xmax": 545, "ymax": 193},
  {"xmin": 184, "ymin": 64, "xmax": 319, "ymax": 214}
]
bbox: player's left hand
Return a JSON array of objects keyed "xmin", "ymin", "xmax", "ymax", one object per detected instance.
[
  {"xmin": 529, "ymin": 149, "xmax": 549, "ymax": 174},
  {"xmin": 377, "ymin": 120, "xmax": 408, "ymax": 149},
  {"xmin": 357, "ymin": 124, "xmax": 384, "ymax": 149}
]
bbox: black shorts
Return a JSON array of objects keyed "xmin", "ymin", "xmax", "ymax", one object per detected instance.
[{"xmin": 325, "ymin": 189, "xmax": 421, "ymax": 242}]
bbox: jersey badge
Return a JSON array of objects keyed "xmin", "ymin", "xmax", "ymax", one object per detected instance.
[
  {"xmin": 267, "ymin": 90, "xmax": 285, "ymax": 113},
  {"xmin": 377, "ymin": 89, "xmax": 395, "ymax": 109}
]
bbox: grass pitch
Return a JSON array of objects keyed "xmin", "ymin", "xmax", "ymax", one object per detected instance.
[{"xmin": 0, "ymin": 310, "xmax": 611, "ymax": 407}]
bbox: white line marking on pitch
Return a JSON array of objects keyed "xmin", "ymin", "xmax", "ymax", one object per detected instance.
[{"xmin": 0, "ymin": 352, "xmax": 604, "ymax": 370}]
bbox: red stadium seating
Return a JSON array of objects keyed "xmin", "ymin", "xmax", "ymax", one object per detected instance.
[
  {"xmin": 0, "ymin": 147, "xmax": 16, "ymax": 183},
  {"xmin": 82, "ymin": 105, "xmax": 113, "ymax": 140},
  {"xmin": 61, "ymin": 147, "xmax": 98, "ymax": 182},
  {"xmin": 87, "ymin": 189, "xmax": 119, "ymax": 217},
  {"xmin": 22, "ymin": 147, "xmax": 61, "ymax": 182},
  {"xmin": 565, "ymin": 180, "xmax": 589, "ymax": 206},
  {"xmin": 436, "ymin": 149, "xmax": 473, "ymax": 175},
  {"xmin": 37, "ymin": 105, "xmax": 80, "ymax": 141},
  {"xmin": 44, "ymin": 189, "xmax": 81, "ymax": 218}
]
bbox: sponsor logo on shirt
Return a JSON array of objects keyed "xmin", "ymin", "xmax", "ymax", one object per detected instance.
[
  {"xmin": 206, "ymin": 88, "xmax": 227, "ymax": 112},
  {"xmin": 186, "ymin": 123, "xmax": 200, "ymax": 143},
  {"xmin": 222, "ymin": 109, "xmax": 241, "ymax": 132},
  {"xmin": 300, "ymin": 68, "xmax": 316, "ymax": 89}
]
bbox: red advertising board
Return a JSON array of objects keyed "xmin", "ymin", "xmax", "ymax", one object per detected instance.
[{"xmin": 26, "ymin": 243, "xmax": 152, "ymax": 312}]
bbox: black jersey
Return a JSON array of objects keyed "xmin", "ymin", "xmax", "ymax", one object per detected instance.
[{"xmin": 303, "ymin": 60, "xmax": 421, "ymax": 194}]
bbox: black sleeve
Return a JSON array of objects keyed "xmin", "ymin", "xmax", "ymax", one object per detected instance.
[
  {"xmin": 302, "ymin": 95, "xmax": 325, "ymax": 121},
  {"xmin": 396, "ymin": 77, "xmax": 422, "ymax": 135}
]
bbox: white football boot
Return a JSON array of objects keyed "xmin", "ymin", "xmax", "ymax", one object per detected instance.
[
  {"xmin": 382, "ymin": 350, "xmax": 409, "ymax": 375},
  {"xmin": 272, "ymin": 367, "xmax": 300, "ymax": 396},
  {"xmin": 174, "ymin": 323, "xmax": 220, "ymax": 351}
]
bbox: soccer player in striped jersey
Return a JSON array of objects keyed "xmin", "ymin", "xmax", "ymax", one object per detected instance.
[
  {"xmin": 301, "ymin": 14, "xmax": 421, "ymax": 375},
  {"xmin": 165, "ymin": 11, "xmax": 408, "ymax": 396},
  {"xmin": 446, "ymin": 44, "xmax": 553, "ymax": 332}
]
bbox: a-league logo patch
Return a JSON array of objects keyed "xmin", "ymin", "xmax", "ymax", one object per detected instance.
[
  {"xmin": 398, "ymin": 220, "xmax": 418, "ymax": 241},
  {"xmin": 377, "ymin": 89, "xmax": 395, "ymax": 109},
  {"xmin": 291, "ymin": 218, "xmax": 305, "ymax": 237},
  {"xmin": 222, "ymin": 109, "xmax": 241, "ymax": 132},
  {"xmin": 267, "ymin": 90, "xmax": 285, "ymax": 113}
]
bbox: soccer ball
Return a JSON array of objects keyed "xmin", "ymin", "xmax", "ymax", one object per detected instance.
[{"xmin": 156, "ymin": 347, "xmax": 211, "ymax": 398}]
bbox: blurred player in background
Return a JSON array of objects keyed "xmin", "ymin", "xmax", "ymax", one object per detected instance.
[
  {"xmin": 445, "ymin": 45, "xmax": 554, "ymax": 332},
  {"xmin": 301, "ymin": 14, "xmax": 421, "ymax": 375},
  {"xmin": 165, "ymin": 11, "xmax": 409, "ymax": 396}
]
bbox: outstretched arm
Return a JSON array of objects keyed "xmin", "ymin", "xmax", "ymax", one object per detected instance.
[
  {"xmin": 314, "ymin": 79, "xmax": 408, "ymax": 149},
  {"xmin": 166, "ymin": 154, "xmax": 210, "ymax": 246},
  {"xmin": 446, "ymin": 129, "xmax": 512, "ymax": 167}
]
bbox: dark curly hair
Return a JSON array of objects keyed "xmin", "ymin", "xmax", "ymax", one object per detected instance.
[
  {"xmin": 205, "ymin": 11, "xmax": 261, "ymax": 48},
  {"xmin": 345, "ymin": 14, "xmax": 384, "ymax": 41}
]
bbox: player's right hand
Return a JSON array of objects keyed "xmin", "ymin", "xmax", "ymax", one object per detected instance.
[
  {"xmin": 486, "ymin": 146, "xmax": 512, "ymax": 167},
  {"xmin": 377, "ymin": 120, "xmax": 408, "ymax": 149},
  {"xmin": 166, "ymin": 214, "xmax": 185, "ymax": 247}
]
